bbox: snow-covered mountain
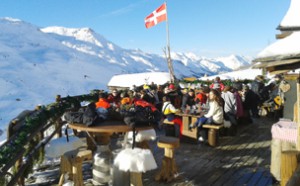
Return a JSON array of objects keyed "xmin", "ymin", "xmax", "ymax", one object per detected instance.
[
  {"xmin": 0, "ymin": 17, "xmax": 252, "ymax": 141},
  {"xmin": 216, "ymin": 55, "xmax": 253, "ymax": 70}
]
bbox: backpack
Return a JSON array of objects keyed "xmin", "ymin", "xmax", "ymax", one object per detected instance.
[
  {"xmin": 122, "ymin": 105, "xmax": 160, "ymax": 128},
  {"xmin": 64, "ymin": 102, "xmax": 98, "ymax": 126},
  {"xmin": 83, "ymin": 102, "xmax": 98, "ymax": 126},
  {"xmin": 121, "ymin": 104, "xmax": 161, "ymax": 148}
]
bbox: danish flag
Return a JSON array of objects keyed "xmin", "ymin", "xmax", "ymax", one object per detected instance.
[{"xmin": 144, "ymin": 3, "xmax": 167, "ymax": 29}]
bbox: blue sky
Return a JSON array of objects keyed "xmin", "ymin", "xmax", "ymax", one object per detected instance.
[{"xmin": 0, "ymin": 0, "xmax": 290, "ymax": 58}]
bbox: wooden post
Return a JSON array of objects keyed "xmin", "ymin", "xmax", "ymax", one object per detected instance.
[
  {"xmin": 35, "ymin": 105, "xmax": 42, "ymax": 111},
  {"xmin": 130, "ymin": 172, "xmax": 143, "ymax": 186},
  {"xmin": 94, "ymin": 133, "xmax": 111, "ymax": 145},
  {"xmin": 16, "ymin": 157, "xmax": 24, "ymax": 186},
  {"xmin": 281, "ymin": 151, "xmax": 298, "ymax": 186},
  {"xmin": 136, "ymin": 141, "xmax": 151, "ymax": 150},
  {"xmin": 58, "ymin": 155, "xmax": 72, "ymax": 186},
  {"xmin": 165, "ymin": 2, "xmax": 175, "ymax": 83},
  {"xmin": 208, "ymin": 129, "xmax": 217, "ymax": 147},
  {"xmin": 296, "ymin": 76, "xmax": 300, "ymax": 150},
  {"xmin": 56, "ymin": 95, "xmax": 61, "ymax": 102},
  {"xmin": 72, "ymin": 157, "xmax": 84, "ymax": 186},
  {"xmin": 55, "ymin": 119, "xmax": 63, "ymax": 138}
]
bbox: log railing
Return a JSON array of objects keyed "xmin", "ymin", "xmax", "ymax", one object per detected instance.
[{"xmin": 0, "ymin": 91, "xmax": 99, "ymax": 185}]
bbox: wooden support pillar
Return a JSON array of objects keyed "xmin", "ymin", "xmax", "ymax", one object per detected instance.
[
  {"xmin": 208, "ymin": 129, "xmax": 217, "ymax": 147},
  {"xmin": 136, "ymin": 141, "xmax": 150, "ymax": 150},
  {"xmin": 296, "ymin": 79, "xmax": 300, "ymax": 150},
  {"xmin": 72, "ymin": 157, "xmax": 84, "ymax": 186},
  {"xmin": 94, "ymin": 132, "xmax": 111, "ymax": 145},
  {"xmin": 281, "ymin": 151, "xmax": 298, "ymax": 186},
  {"xmin": 130, "ymin": 172, "xmax": 143, "ymax": 186}
]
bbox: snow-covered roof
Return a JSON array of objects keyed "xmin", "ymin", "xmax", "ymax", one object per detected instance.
[
  {"xmin": 253, "ymin": 1, "xmax": 300, "ymax": 73},
  {"xmin": 199, "ymin": 67, "xmax": 262, "ymax": 81},
  {"xmin": 107, "ymin": 72, "xmax": 171, "ymax": 88},
  {"xmin": 257, "ymin": 31, "xmax": 300, "ymax": 58},
  {"xmin": 253, "ymin": 31, "xmax": 300, "ymax": 74},
  {"xmin": 279, "ymin": 0, "xmax": 300, "ymax": 29}
]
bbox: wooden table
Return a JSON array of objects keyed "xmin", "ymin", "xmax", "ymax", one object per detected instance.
[
  {"xmin": 175, "ymin": 113, "xmax": 202, "ymax": 140},
  {"xmin": 68, "ymin": 121, "xmax": 152, "ymax": 145},
  {"xmin": 68, "ymin": 121, "xmax": 153, "ymax": 186}
]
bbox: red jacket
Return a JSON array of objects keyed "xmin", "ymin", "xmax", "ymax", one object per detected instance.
[
  {"xmin": 95, "ymin": 98, "xmax": 111, "ymax": 109},
  {"xmin": 195, "ymin": 93, "xmax": 207, "ymax": 105},
  {"xmin": 210, "ymin": 81, "xmax": 225, "ymax": 91},
  {"xmin": 134, "ymin": 99, "xmax": 157, "ymax": 112}
]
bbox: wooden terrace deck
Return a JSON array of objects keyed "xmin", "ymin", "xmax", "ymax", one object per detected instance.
[
  {"xmin": 25, "ymin": 117, "xmax": 278, "ymax": 186},
  {"xmin": 143, "ymin": 117, "xmax": 276, "ymax": 186}
]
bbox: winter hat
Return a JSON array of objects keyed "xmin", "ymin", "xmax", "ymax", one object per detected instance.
[
  {"xmin": 143, "ymin": 84, "xmax": 150, "ymax": 90},
  {"xmin": 121, "ymin": 97, "xmax": 131, "ymax": 105},
  {"xmin": 169, "ymin": 83, "xmax": 175, "ymax": 90}
]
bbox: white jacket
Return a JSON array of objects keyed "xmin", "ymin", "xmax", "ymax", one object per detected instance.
[{"xmin": 204, "ymin": 101, "xmax": 224, "ymax": 124}]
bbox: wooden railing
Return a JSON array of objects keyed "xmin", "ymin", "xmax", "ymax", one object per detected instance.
[{"xmin": 0, "ymin": 91, "xmax": 99, "ymax": 185}]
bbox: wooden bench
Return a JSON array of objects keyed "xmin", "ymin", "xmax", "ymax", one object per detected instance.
[
  {"xmin": 58, "ymin": 149, "xmax": 92, "ymax": 186},
  {"xmin": 202, "ymin": 124, "xmax": 224, "ymax": 147},
  {"xmin": 155, "ymin": 136, "xmax": 180, "ymax": 183},
  {"xmin": 163, "ymin": 119, "xmax": 174, "ymax": 125}
]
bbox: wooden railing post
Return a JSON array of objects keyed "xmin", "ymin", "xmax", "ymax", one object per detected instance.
[
  {"xmin": 281, "ymin": 151, "xmax": 298, "ymax": 186},
  {"xmin": 56, "ymin": 95, "xmax": 61, "ymax": 102},
  {"xmin": 55, "ymin": 119, "xmax": 63, "ymax": 138},
  {"xmin": 55, "ymin": 95, "xmax": 63, "ymax": 138},
  {"xmin": 16, "ymin": 157, "xmax": 24, "ymax": 186}
]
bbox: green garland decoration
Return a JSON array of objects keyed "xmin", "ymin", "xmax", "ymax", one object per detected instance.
[{"xmin": 178, "ymin": 79, "xmax": 255, "ymax": 88}]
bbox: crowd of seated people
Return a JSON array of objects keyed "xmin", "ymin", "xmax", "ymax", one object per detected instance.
[{"xmin": 94, "ymin": 75, "xmax": 284, "ymax": 142}]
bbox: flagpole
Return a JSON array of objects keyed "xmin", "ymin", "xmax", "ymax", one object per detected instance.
[{"xmin": 165, "ymin": 2, "xmax": 175, "ymax": 83}]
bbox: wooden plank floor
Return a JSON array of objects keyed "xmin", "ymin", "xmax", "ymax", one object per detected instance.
[
  {"xmin": 24, "ymin": 116, "xmax": 278, "ymax": 186},
  {"xmin": 143, "ymin": 117, "xmax": 277, "ymax": 186}
]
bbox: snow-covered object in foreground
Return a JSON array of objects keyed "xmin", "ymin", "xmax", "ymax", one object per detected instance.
[
  {"xmin": 114, "ymin": 148, "xmax": 157, "ymax": 172},
  {"xmin": 127, "ymin": 129, "xmax": 156, "ymax": 143},
  {"xmin": 45, "ymin": 136, "xmax": 86, "ymax": 158}
]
